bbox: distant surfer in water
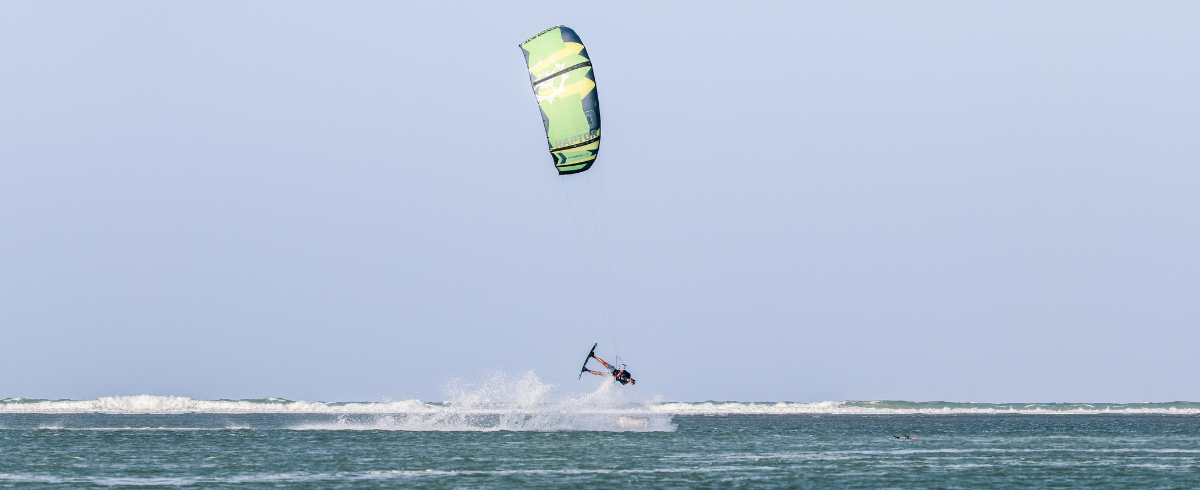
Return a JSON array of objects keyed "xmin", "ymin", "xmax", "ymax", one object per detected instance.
[{"xmin": 582, "ymin": 352, "xmax": 635, "ymax": 385}]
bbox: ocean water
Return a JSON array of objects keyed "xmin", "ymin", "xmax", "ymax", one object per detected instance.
[{"xmin": 4, "ymin": 377, "xmax": 1200, "ymax": 488}]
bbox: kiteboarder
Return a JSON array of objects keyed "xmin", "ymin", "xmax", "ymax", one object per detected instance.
[{"xmin": 582, "ymin": 352, "xmax": 635, "ymax": 385}]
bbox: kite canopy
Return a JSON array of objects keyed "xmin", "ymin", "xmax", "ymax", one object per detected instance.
[{"xmin": 519, "ymin": 26, "xmax": 601, "ymax": 175}]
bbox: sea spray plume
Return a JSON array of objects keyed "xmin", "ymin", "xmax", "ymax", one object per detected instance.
[
  {"xmin": 327, "ymin": 370, "xmax": 561, "ymax": 431},
  {"xmin": 443, "ymin": 370, "xmax": 553, "ymax": 408},
  {"xmin": 301, "ymin": 370, "xmax": 675, "ymax": 431}
]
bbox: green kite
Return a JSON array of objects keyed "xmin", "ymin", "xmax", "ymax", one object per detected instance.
[{"xmin": 519, "ymin": 26, "xmax": 601, "ymax": 175}]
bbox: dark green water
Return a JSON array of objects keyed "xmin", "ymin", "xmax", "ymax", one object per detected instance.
[{"xmin": 3, "ymin": 414, "xmax": 1200, "ymax": 488}]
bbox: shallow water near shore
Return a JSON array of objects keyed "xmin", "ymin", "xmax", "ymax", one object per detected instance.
[{"xmin": 3, "ymin": 412, "xmax": 1200, "ymax": 488}]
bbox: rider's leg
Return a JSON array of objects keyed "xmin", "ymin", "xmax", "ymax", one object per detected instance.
[
  {"xmin": 583, "ymin": 369, "xmax": 606, "ymax": 377},
  {"xmin": 592, "ymin": 356, "xmax": 612, "ymax": 369}
]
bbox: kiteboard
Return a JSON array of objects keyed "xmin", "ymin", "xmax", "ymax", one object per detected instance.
[{"xmin": 579, "ymin": 342, "xmax": 597, "ymax": 379}]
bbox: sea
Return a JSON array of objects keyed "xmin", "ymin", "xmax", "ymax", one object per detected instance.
[{"xmin": 3, "ymin": 374, "xmax": 1200, "ymax": 488}]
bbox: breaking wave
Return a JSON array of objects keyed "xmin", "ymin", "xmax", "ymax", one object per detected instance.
[
  {"xmin": 0, "ymin": 396, "xmax": 424, "ymax": 414},
  {"xmin": 5, "ymin": 372, "xmax": 1199, "ymax": 422},
  {"xmin": 652, "ymin": 400, "xmax": 1200, "ymax": 415},
  {"xmin": 7, "ymin": 398, "xmax": 1197, "ymax": 416}
]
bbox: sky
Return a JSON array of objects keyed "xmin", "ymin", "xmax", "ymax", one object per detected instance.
[{"xmin": 1, "ymin": 1, "xmax": 1197, "ymax": 403}]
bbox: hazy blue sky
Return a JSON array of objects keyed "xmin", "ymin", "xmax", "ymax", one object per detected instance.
[{"xmin": 2, "ymin": 1, "xmax": 1197, "ymax": 403}]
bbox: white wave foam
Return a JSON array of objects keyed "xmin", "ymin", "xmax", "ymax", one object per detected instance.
[
  {"xmin": 7, "ymin": 383, "xmax": 1198, "ymax": 420},
  {"xmin": 0, "ymin": 395, "xmax": 430, "ymax": 414},
  {"xmin": 652, "ymin": 401, "xmax": 847, "ymax": 415},
  {"xmin": 11, "ymin": 398, "xmax": 1193, "ymax": 416},
  {"xmin": 651, "ymin": 401, "xmax": 1200, "ymax": 415}
]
